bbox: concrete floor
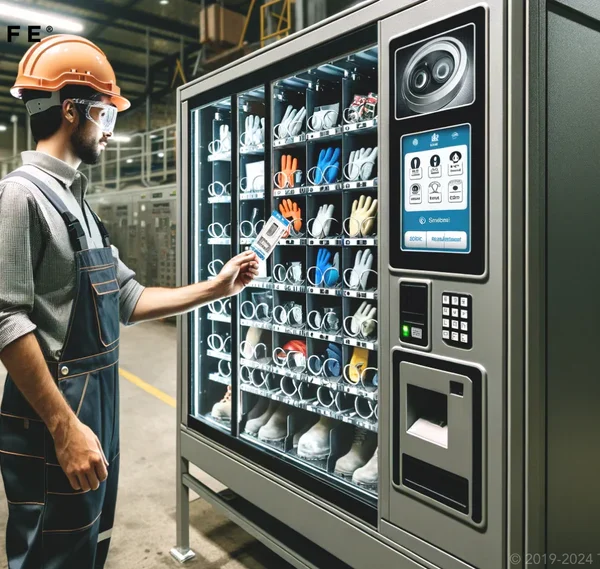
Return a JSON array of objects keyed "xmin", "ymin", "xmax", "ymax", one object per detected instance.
[{"xmin": 0, "ymin": 321, "xmax": 291, "ymax": 569}]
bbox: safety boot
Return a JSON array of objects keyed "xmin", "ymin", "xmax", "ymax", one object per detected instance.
[
  {"xmin": 352, "ymin": 447, "xmax": 378, "ymax": 488},
  {"xmin": 211, "ymin": 386, "xmax": 232, "ymax": 420},
  {"xmin": 297, "ymin": 416, "xmax": 337, "ymax": 460},
  {"xmin": 334, "ymin": 428, "xmax": 377, "ymax": 477},
  {"xmin": 258, "ymin": 404, "xmax": 289, "ymax": 442}
]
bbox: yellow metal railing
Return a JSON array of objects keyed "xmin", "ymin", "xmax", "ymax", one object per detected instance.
[{"xmin": 239, "ymin": 0, "xmax": 293, "ymax": 49}]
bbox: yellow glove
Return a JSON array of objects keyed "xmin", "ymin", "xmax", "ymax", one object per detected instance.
[{"xmin": 349, "ymin": 195, "xmax": 378, "ymax": 237}]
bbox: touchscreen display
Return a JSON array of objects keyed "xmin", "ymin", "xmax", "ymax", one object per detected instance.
[{"xmin": 401, "ymin": 124, "xmax": 470, "ymax": 253}]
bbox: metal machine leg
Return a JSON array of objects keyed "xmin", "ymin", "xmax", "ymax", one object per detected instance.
[{"xmin": 170, "ymin": 457, "xmax": 196, "ymax": 563}]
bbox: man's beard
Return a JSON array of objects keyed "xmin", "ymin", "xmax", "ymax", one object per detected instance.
[{"xmin": 71, "ymin": 123, "xmax": 101, "ymax": 165}]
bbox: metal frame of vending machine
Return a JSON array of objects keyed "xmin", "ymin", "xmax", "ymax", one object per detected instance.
[{"xmin": 173, "ymin": 1, "xmax": 599, "ymax": 567}]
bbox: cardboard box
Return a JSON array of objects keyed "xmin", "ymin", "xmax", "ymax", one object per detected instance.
[{"xmin": 199, "ymin": 4, "xmax": 245, "ymax": 46}]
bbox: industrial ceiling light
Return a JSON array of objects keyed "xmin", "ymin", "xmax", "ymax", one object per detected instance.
[
  {"xmin": 160, "ymin": 0, "xmax": 169, "ymax": 4},
  {"xmin": 158, "ymin": 152, "xmax": 165, "ymax": 158},
  {"xmin": 126, "ymin": 158, "xmax": 133, "ymax": 163},
  {"xmin": 0, "ymin": 2, "xmax": 84, "ymax": 32},
  {"xmin": 112, "ymin": 135, "xmax": 131, "ymax": 143},
  {"xmin": 0, "ymin": 126, "xmax": 7, "ymax": 132}
]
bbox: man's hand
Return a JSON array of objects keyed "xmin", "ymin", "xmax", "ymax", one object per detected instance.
[
  {"xmin": 53, "ymin": 417, "xmax": 109, "ymax": 491},
  {"xmin": 216, "ymin": 250, "xmax": 260, "ymax": 297}
]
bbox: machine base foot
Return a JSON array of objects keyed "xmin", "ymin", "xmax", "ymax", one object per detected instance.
[{"xmin": 170, "ymin": 547, "xmax": 196, "ymax": 564}]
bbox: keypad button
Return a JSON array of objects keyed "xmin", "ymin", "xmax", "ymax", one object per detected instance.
[
  {"xmin": 443, "ymin": 307, "xmax": 450, "ymax": 316},
  {"xmin": 452, "ymin": 308, "xmax": 459, "ymax": 318},
  {"xmin": 452, "ymin": 296, "xmax": 459, "ymax": 306},
  {"xmin": 461, "ymin": 321, "xmax": 468, "ymax": 331},
  {"xmin": 461, "ymin": 309, "xmax": 468, "ymax": 319},
  {"xmin": 460, "ymin": 334, "xmax": 468, "ymax": 343},
  {"xmin": 442, "ymin": 318, "xmax": 450, "ymax": 328},
  {"xmin": 451, "ymin": 332, "xmax": 459, "ymax": 341},
  {"xmin": 443, "ymin": 295, "xmax": 450, "ymax": 305},
  {"xmin": 442, "ymin": 330, "xmax": 450, "ymax": 339},
  {"xmin": 461, "ymin": 297, "xmax": 468, "ymax": 307},
  {"xmin": 452, "ymin": 321, "xmax": 459, "ymax": 329}
]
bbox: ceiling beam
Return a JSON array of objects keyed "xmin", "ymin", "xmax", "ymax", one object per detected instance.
[
  {"xmin": 45, "ymin": 0, "xmax": 199, "ymax": 40},
  {"xmin": 96, "ymin": 38, "xmax": 164, "ymax": 59}
]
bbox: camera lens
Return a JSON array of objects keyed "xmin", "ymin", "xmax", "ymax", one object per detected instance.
[
  {"xmin": 410, "ymin": 65, "xmax": 430, "ymax": 93},
  {"xmin": 432, "ymin": 55, "xmax": 454, "ymax": 84}
]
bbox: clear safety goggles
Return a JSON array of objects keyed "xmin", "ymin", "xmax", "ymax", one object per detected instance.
[
  {"xmin": 240, "ymin": 300, "xmax": 272, "ymax": 322},
  {"xmin": 72, "ymin": 98, "xmax": 118, "ymax": 133},
  {"xmin": 273, "ymin": 302, "xmax": 304, "ymax": 328},
  {"xmin": 307, "ymin": 308, "xmax": 341, "ymax": 334}
]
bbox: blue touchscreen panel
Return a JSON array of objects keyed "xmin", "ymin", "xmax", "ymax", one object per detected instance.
[{"xmin": 401, "ymin": 124, "xmax": 471, "ymax": 254}]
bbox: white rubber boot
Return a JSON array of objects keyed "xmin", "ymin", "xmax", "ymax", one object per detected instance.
[
  {"xmin": 245, "ymin": 399, "xmax": 277, "ymax": 435},
  {"xmin": 352, "ymin": 447, "xmax": 378, "ymax": 488},
  {"xmin": 334, "ymin": 428, "xmax": 377, "ymax": 477},
  {"xmin": 258, "ymin": 404, "xmax": 289, "ymax": 442},
  {"xmin": 297, "ymin": 416, "xmax": 337, "ymax": 460}
]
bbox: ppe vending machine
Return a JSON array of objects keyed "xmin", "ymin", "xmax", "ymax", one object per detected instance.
[{"xmin": 174, "ymin": 0, "xmax": 600, "ymax": 567}]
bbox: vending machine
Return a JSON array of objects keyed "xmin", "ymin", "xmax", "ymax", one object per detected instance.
[{"xmin": 174, "ymin": 0, "xmax": 600, "ymax": 567}]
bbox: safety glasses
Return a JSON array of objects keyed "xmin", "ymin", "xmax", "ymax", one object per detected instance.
[
  {"xmin": 72, "ymin": 98, "xmax": 118, "ymax": 133},
  {"xmin": 240, "ymin": 341, "xmax": 269, "ymax": 362},
  {"xmin": 273, "ymin": 302, "xmax": 304, "ymax": 328},
  {"xmin": 273, "ymin": 262, "xmax": 304, "ymax": 286},
  {"xmin": 208, "ymin": 260, "xmax": 224, "ymax": 277},
  {"xmin": 240, "ymin": 219, "xmax": 265, "ymax": 238},
  {"xmin": 207, "ymin": 333, "xmax": 232, "ymax": 354},
  {"xmin": 208, "ymin": 181, "xmax": 231, "ymax": 197},
  {"xmin": 207, "ymin": 299, "xmax": 231, "ymax": 316},
  {"xmin": 208, "ymin": 223, "xmax": 231, "ymax": 239},
  {"xmin": 307, "ymin": 308, "xmax": 341, "ymax": 335},
  {"xmin": 240, "ymin": 301, "xmax": 272, "ymax": 322}
]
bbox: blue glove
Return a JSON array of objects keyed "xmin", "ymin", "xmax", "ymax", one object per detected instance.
[
  {"xmin": 315, "ymin": 147, "xmax": 341, "ymax": 184},
  {"xmin": 324, "ymin": 252, "xmax": 340, "ymax": 287},
  {"xmin": 315, "ymin": 248, "xmax": 331, "ymax": 285},
  {"xmin": 372, "ymin": 372, "xmax": 378, "ymax": 387},
  {"xmin": 325, "ymin": 343, "xmax": 343, "ymax": 377}
]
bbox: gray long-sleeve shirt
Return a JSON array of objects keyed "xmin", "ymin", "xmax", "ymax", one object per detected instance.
[{"xmin": 0, "ymin": 151, "xmax": 145, "ymax": 359}]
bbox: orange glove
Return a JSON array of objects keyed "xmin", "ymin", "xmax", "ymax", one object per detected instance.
[
  {"xmin": 279, "ymin": 199, "xmax": 302, "ymax": 233},
  {"xmin": 278, "ymin": 154, "xmax": 298, "ymax": 189}
]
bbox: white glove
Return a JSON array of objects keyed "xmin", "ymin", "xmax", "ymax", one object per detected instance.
[
  {"xmin": 279, "ymin": 105, "xmax": 306, "ymax": 138},
  {"xmin": 220, "ymin": 124, "xmax": 231, "ymax": 152},
  {"xmin": 243, "ymin": 115, "xmax": 262, "ymax": 146},
  {"xmin": 346, "ymin": 147, "xmax": 378, "ymax": 181},
  {"xmin": 348, "ymin": 249, "xmax": 374, "ymax": 290},
  {"xmin": 348, "ymin": 194, "xmax": 378, "ymax": 237},
  {"xmin": 348, "ymin": 301, "xmax": 377, "ymax": 337},
  {"xmin": 311, "ymin": 204, "xmax": 335, "ymax": 238}
]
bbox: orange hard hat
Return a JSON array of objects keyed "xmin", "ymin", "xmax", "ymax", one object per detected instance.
[{"xmin": 11, "ymin": 34, "xmax": 130, "ymax": 111}]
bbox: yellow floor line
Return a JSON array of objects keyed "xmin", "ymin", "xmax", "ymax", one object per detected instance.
[{"xmin": 119, "ymin": 367, "xmax": 176, "ymax": 408}]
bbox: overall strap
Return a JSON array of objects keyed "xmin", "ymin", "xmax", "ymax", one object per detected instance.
[
  {"xmin": 3, "ymin": 170, "xmax": 89, "ymax": 252},
  {"xmin": 85, "ymin": 201, "xmax": 111, "ymax": 247}
]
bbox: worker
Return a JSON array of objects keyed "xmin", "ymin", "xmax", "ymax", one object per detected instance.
[{"xmin": 0, "ymin": 35, "xmax": 258, "ymax": 569}]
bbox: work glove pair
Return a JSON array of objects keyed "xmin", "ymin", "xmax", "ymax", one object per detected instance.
[
  {"xmin": 344, "ymin": 301, "xmax": 377, "ymax": 339},
  {"xmin": 310, "ymin": 248, "xmax": 340, "ymax": 288},
  {"xmin": 279, "ymin": 199, "xmax": 303, "ymax": 236},
  {"xmin": 309, "ymin": 147, "xmax": 341, "ymax": 185},
  {"xmin": 276, "ymin": 155, "xmax": 302, "ymax": 189},
  {"xmin": 276, "ymin": 105, "xmax": 306, "ymax": 139},
  {"xmin": 309, "ymin": 204, "xmax": 336, "ymax": 239},
  {"xmin": 344, "ymin": 249, "xmax": 375, "ymax": 291},
  {"xmin": 210, "ymin": 124, "xmax": 231, "ymax": 154},
  {"xmin": 345, "ymin": 147, "xmax": 378, "ymax": 181},
  {"xmin": 346, "ymin": 195, "xmax": 378, "ymax": 238},
  {"xmin": 242, "ymin": 115, "xmax": 265, "ymax": 147}
]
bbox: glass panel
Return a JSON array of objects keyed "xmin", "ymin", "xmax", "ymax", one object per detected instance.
[
  {"xmin": 238, "ymin": 45, "xmax": 380, "ymax": 504},
  {"xmin": 190, "ymin": 96, "xmax": 233, "ymax": 433}
]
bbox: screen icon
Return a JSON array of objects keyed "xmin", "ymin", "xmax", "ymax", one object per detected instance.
[{"xmin": 431, "ymin": 133, "xmax": 439, "ymax": 143}]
